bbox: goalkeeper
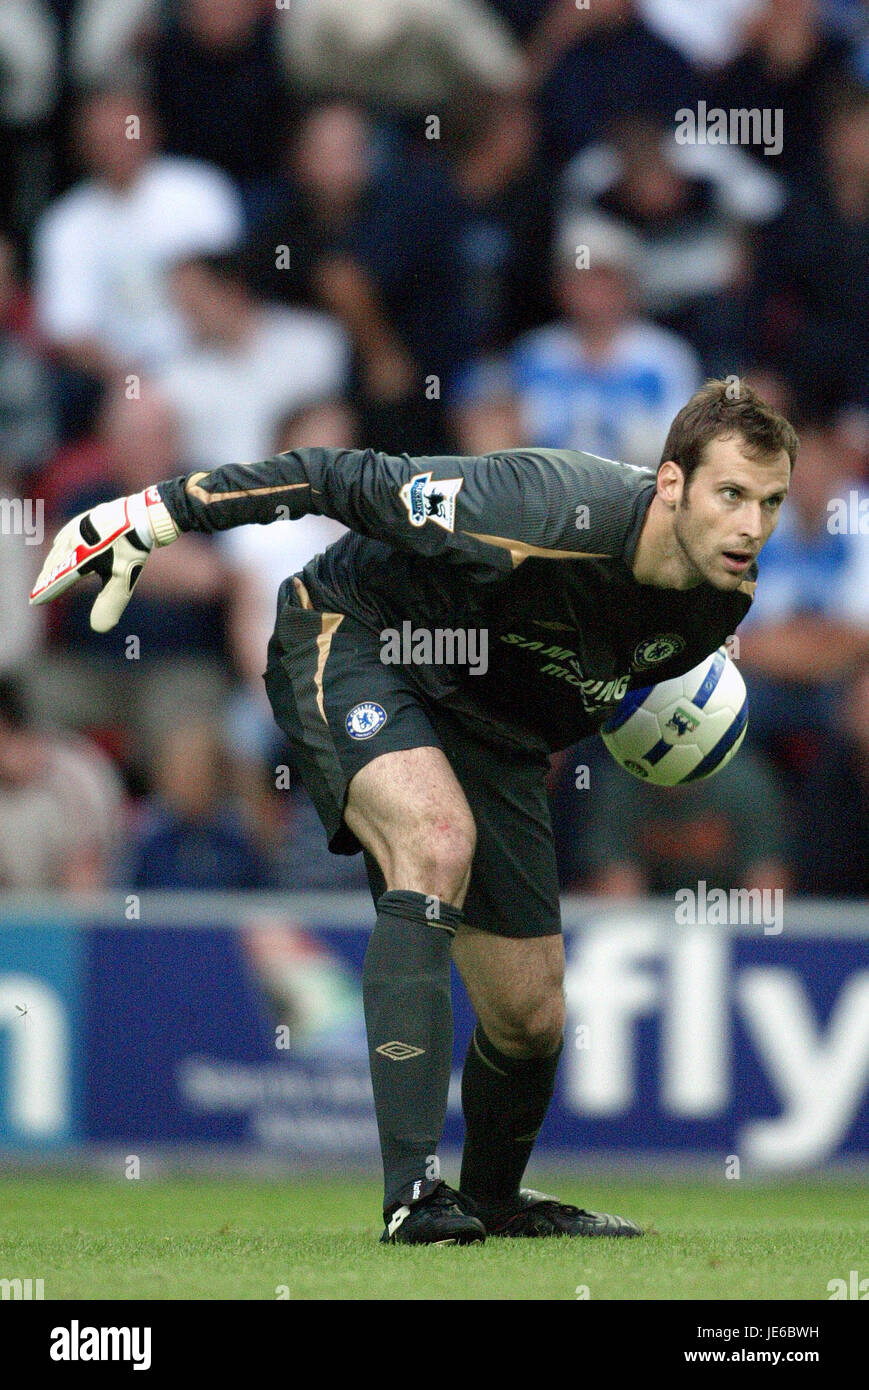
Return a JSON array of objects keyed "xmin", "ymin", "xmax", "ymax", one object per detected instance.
[{"xmin": 32, "ymin": 380, "xmax": 796, "ymax": 1244}]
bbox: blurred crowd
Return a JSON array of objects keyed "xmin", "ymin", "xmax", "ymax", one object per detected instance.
[{"xmin": 0, "ymin": 0, "xmax": 867, "ymax": 897}]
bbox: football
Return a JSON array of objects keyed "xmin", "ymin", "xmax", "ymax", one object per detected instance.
[{"xmin": 600, "ymin": 647, "xmax": 748, "ymax": 785}]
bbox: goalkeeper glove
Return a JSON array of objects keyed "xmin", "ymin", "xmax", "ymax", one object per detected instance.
[{"xmin": 29, "ymin": 486, "xmax": 179, "ymax": 632}]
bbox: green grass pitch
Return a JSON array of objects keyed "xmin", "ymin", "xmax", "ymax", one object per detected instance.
[{"xmin": 0, "ymin": 1173, "xmax": 865, "ymax": 1300}]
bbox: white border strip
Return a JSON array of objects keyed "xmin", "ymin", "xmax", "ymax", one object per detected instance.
[{"xmin": 0, "ymin": 892, "xmax": 866, "ymax": 934}]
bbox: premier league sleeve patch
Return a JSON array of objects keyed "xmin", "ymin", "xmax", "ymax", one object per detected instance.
[
  {"xmin": 346, "ymin": 701, "xmax": 388, "ymax": 739},
  {"xmin": 398, "ymin": 472, "xmax": 463, "ymax": 532}
]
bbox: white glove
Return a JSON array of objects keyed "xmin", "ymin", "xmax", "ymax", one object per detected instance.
[{"xmin": 29, "ymin": 486, "xmax": 179, "ymax": 633}]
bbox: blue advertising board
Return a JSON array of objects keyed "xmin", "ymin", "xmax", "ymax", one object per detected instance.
[
  {"xmin": 0, "ymin": 894, "xmax": 867, "ymax": 1169},
  {"xmin": 0, "ymin": 917, "xmax": 83, "ymax": 1148}
]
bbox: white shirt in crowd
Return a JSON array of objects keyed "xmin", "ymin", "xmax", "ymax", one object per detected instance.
[
  {"xmin": 156, "ymin": 306, "xmax": 351, "ymax": 469},
  {"xmin": 0, "ymin": 736, "xmax": 123, "ymax": 889},
  {"xmin": 508, "ymin": 318, "xmax": 701, "ymax": 471},
  {"xmin": 639, "ymin": 0, "xmax": 762, "ymax": 68},
  {"xmin": 222, "ymin": 511, "xmax": 348, "ymax": 637},
  {"xmin": 34, "ymin": 155, "xmax": 243, "ymax": 371}
]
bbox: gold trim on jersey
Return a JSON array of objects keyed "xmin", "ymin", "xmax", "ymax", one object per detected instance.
[
  {"xmin": 184, "ymin": 471, "xmax": 311, "ymax": 504},
  {"xmin": 290, "ymin": 579, "xmax": 342, "ymax": 721},
  {"xmin": 463, "ymin": 531, "xmax": 609, "ymax": 568},
  {"xmin": 314, "ymin": 613, "xmax": 344, "ymax": 721},
  {"xmin": 293, "ymin": 577, "xmax": 313, "ymax": 609}
]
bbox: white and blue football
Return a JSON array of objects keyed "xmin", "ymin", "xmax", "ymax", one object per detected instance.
[{"xmin": 600, "ymin": 647, "xmax": 748, "ymax": 785}]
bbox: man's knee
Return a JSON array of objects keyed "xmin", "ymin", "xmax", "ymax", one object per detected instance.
[
  {"xmin": 402, "ymin": 815, "xmax": 476, "ymax": 902},
  {"xmin": 344, "ymin": 749, "xmax": 476, "ymax": 903},
  {"xmin": 360, "ymin": 810, "xmax": 476, "ymax": 904},
  {"xmin": 489, "ymin": 990, "xmax": 566, "ymax": 1058}
]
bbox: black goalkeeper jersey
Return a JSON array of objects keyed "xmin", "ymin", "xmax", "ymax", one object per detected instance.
[{"xmin": 156, "ymin": 446, "xmax": 755, "ymax": 752}]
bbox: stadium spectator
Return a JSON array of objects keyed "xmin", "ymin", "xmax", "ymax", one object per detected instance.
[
  {"xmin": 0, "ymin": 0, "xmax": 864, "ymax": 909},
  {"xmin": 577, "ymin": 745, "xmax": 793, "ymax": 896},
  {"xmin": 237, "ymin": 758, "xmax": 370, "ymax": 892},
  {"xmin": 159, "ymin": 250, "xmax": 349, "ymax": 469},
  {"xmin": 486, "ymin": 0, "xmax": 550, "ymax": 42},
  {"xmin": 738, "ymin": 419, "xmax": 869, "ymax": 748},
  {"xmin": 751, "ymin": 85, "xmax": 869, "ymax": 415},
  {"xmin": 0, "ymin": 464, "xmax": 42, "ymax": 676},
  {"xmin": 0, "ymin": 2, "xmax": 58, "ymax": 126},
  {"xmin": 148, "ymin": 0, "xmax": 291, "ymax": 198},
  {"xmin": 267, "ymin": 787, "xmax": 372, "ymax": 891},
  {"xmin": 222, "ymin": 398, "xmax": 355, "ymax": 765},
  {"xmin": 450, "ymin": 92, "xmax": 556, "ymax": 357},
  {"xmin": 714, "ymin": 0, "xmax": 857, "ymax": 186},
  {"xmin": 456, "ymin": 212, "xmax": 701, "ymax": 465},
  {"xmin": 794, "ymin": 662, "xmax": 869, "ymax": 896},
  {"xmin": 528, "ymin": 0, "xmax": 697, "ymax": 163},
  {"xmin": 32, "ymin": 80, "xmax": 243, "ymax": 393},
  {"xmin": 818, "ymin": 0, "xmax": 867, "ymax": 44},
  {"xmin": 637, "ymin": 0, "xmax": 762, "ymax": 69},
  {"xmin": 0, "ymin": 674, "xmax": 123, "ymax": 889},
  {"xmin": 0, "ymin": 236, "xmax": 57, "ymax": 479},
  {"xmin": 275, "ymin": 0, "xmax": 523, "ymax": 111},
  {"xmin": 65, "ymin": 0, "xmax": 157, "ymax": 87},
  {"xmin": 244, "ymin": 102, "xmax": 466, "ymax": 452},
  {"xmin": 0, "ymin": 0, "xmax": 59, "ymax": 244},
  {"xmin": 560, "ymin": 115, "xmax": 785, "ymax": 374},
  {"xmin": 124, "ymin": 719, "xmax": 273, "ymax": 890},
  {"xmin": 29, "ymin": 381, "xmax": 230, "ymax": 759}
]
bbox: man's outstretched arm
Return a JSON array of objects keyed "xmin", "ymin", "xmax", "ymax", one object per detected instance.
[
  {"xmin": 31, "ymin": 446, "xmax": 646, "ymax": 629},
  {"xmin": 159, "ymin": 445, "xmax": 643, "ymax": 567}
]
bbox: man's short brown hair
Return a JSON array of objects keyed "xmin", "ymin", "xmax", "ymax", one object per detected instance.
[{"xmin": 660, "ymin": 379, "xmax": 799, "ymax": 487}]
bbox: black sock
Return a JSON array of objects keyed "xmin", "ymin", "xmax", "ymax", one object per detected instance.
[
  {"xmin": 460, "ymin": 1024, "xmax": 562, "ymax": 1210},
  {"xmin": 362, "ymin": 889, "xmax": 461, "ymax": 1212}
]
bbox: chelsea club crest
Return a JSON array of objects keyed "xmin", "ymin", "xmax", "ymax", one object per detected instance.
[
  {"xmin": 346, "ymin": 702, "xmax": 388, "ymax": 739},
  {"xmin": 632, "ymin": 633, "xmax": 686, "ymax": 671}
]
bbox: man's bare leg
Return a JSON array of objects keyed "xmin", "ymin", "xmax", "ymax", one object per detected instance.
[
  {"xmin": 452, "ymin": 927, "xmax": 566, "ymax": 1212},
  {"xmin": 344, "ymin": 746, "xmax": 475, "ymax": 905},
  {"xmin": 451, "ymin": 929, "xmax": 566, "ymax": 1058}
]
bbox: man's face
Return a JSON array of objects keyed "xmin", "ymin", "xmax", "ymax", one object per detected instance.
[
  {"xmin": 666, "ymin": 434, "xmax": 791, "ymax": 591},
  {"xmin": 0, "ymin": 723, "xmax": 37, "ymax": 786},
  {"xmin": 558, "ymin": 264, "xmax": 633, "ymax": 330},
  {"xmin": 80, "ymin": 95, "xmax": 154, "ymax": 186},
  {"xmin": 170, "ymin": 263, "xmax": 238, "ymax": 341},
  {"xmin": 826, "ymin": 108, "xmax": 869, "ymax": 187},
  {"xmin": 294, "ymin": 105, "xmax": 371, "ymax": 210}
]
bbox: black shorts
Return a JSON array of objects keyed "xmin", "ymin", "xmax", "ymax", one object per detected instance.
[{"xmin": 262, "ymin": 578, "xmax": 561, "ymax": 939}]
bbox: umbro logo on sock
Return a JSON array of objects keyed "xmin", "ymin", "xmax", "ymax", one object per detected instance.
[{"xmin": 375, "ymin": 1041, "xmax": 425, "ymax": 1061}]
